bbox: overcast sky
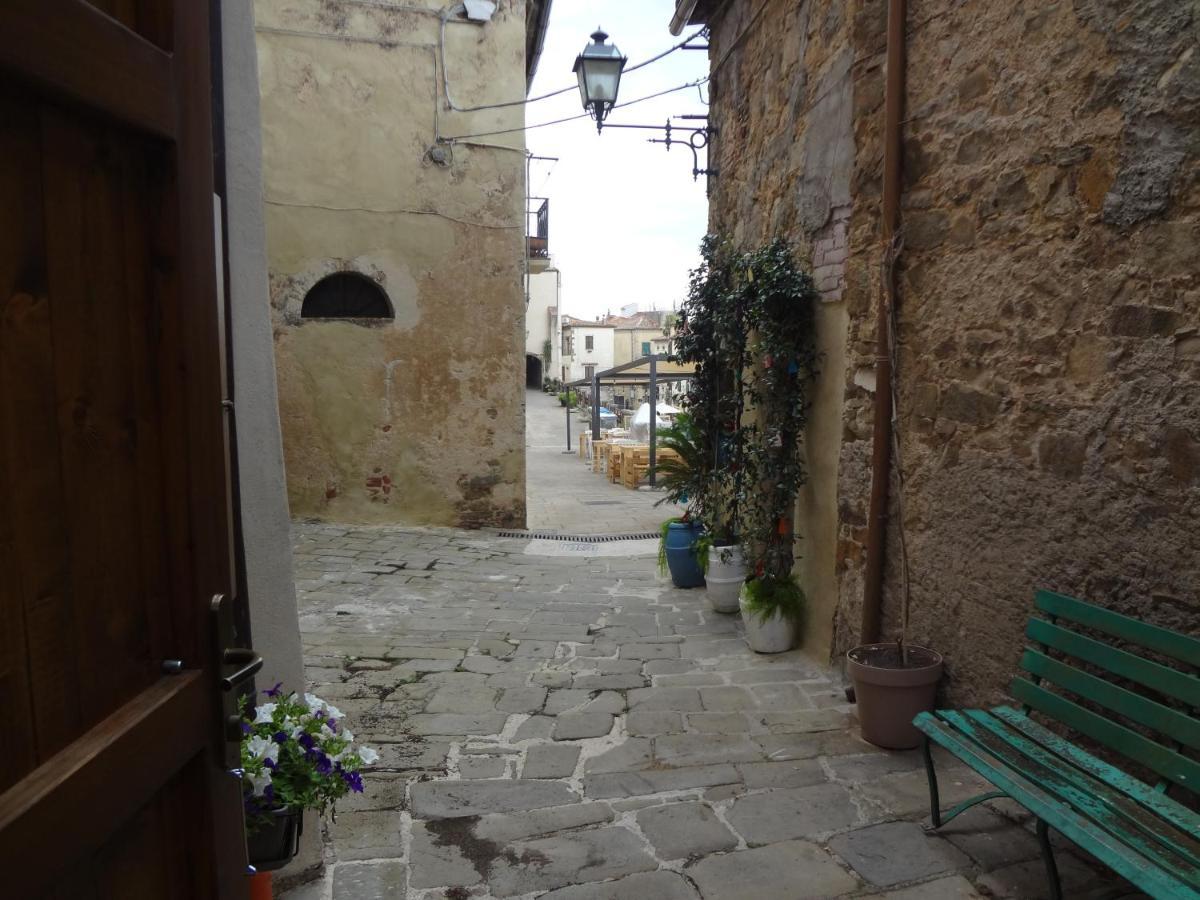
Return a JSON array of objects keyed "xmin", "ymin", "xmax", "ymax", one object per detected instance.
[{"xmin": 525, "ymin": 0, "xmax": 710, "ymax": 321}]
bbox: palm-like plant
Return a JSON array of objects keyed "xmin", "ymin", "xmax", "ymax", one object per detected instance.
[{"xmin": 653, "ymin": 412, "xmax": 708, "ymax": 515}]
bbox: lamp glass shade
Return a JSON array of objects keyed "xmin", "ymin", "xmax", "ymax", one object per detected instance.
[{"xmin": 572, "ymin": 30, "xmax": 626, "ymax": 123}]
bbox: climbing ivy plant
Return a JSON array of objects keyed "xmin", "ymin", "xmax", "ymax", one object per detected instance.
[{"xmin": 671, "ymin": 235, "xmax": 819, "ymax": 581}]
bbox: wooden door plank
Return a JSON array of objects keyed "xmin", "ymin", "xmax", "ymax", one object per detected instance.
[
  {"xmin": 40, "ymin": 108, "xmax": 158, "ymax": 723},
  {"xmin": 0, "ymin": 0, "xmax": 176, "ymax": 139},
  {"xmin": 0, "ymin": 94, "xmax": 83, "ymax": 773},
  {"xmin": 0, "ymin": 672, "xmax": 209, "ymax": 899}
]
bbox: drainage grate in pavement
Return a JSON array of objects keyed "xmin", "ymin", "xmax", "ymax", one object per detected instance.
[
  {"xmin": 497, "ymin": 531, "xmax": 659, "ymax": 542},
  {"xmin": 580, "ymin": 500, "xmax": 622, "ymax": 506}
]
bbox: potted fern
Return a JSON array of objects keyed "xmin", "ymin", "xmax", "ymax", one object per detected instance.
[{"xmin": 740, "ymin": 574, "xmax": 805, "ymax": 652}]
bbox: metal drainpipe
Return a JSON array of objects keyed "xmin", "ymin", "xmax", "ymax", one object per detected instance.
[{"xmin": 860, "ymin": 0, "xmax": 906, "ymax": 645}]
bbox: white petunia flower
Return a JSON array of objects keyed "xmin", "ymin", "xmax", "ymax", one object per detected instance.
[
  {"xmin": 247, "ymin": 736, "xmax": 280, "ymax": 764},
  {"xmin": 253, "ymin": 703, "xmax": 277, "ymax": 725},
  {"xmin": 342, "ymin": 729, "xmax": 354, "ymax": 742},
  {"xmin": 358, "ymin": 746, "xmax": 380, "ymax": 765},
  {"xmin": 249, "ymin": 770, "xmax": 273, "ymax": 796},
  {"xmin": 325, "ymin": 704, "xmax": 345, "ymax": 720},
  {"xmin": 303, "ymin": 693, "xmax": 325, "ymax": 714}
]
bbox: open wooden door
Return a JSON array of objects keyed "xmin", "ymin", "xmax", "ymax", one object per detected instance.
[{"xmin": 0, "ymin": 1, "xmax": 252, "ymax": 896}]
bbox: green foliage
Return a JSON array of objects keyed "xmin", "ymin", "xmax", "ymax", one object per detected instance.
[
  {"xmin": 652, "ymin": 413, "xmax": 707, "ymax": 512},
  {"xmin": 693, "ymin": 532, "xmax": 713, "ymax": 574},
  {"xmin": 657, "ymin": 517, "xmax": 680, "ymax": 577},
  {"xmin": 672, "ymin": 235, "xmax": 819, "ymax": 578},
  {"xmin": 557, "ymin": 390, "xmax": 578, "ymax": 407},
  {"xmin": 741, "ymin": 574, "xmax": 806, "ymax": 627},
  {"xmin": 239, "ymin": 689, "xmax": 376, "ymax": 830},
  {"xmin": 542, "ymin": 339, "xmax": 552, "ymax": 367}
]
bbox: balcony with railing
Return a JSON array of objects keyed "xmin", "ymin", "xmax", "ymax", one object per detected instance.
[{"xmin": 527, "ymin": 198, "xmax": 549, "ymax": 262}]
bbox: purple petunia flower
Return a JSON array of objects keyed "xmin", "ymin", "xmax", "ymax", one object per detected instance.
[
  {"xmin": 327, "ymin": 717, "xmax": 338, "ymax": 731},
  {"xmin": 240, "ymin": 722, "xmax": 252, "ymax": 734},
  {"xmin": 344, "ymin": 770, "xmax": 364, "ymax": 793},
  {"xmin": 264, "ymin": 682, "xmax": 284, "ymax": 698},
  {"xmin": 298, "ymin": 733, "xmax": 315, "ymax": 751},
  {"xmin": 264, "ymin": 758, "xmax": 276, "ymax": 770},
  {"xmin": 273, "ymin": 730, "xmax": 288, "ymax": 744},
  {"xmin": 315, "ymin": 753, "xmax": 333, "ymax": 775}
]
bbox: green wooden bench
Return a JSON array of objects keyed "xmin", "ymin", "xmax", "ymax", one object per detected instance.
[{"xmin": 914, "ymin": 590, "xmax": 1200, "ymax": 900}]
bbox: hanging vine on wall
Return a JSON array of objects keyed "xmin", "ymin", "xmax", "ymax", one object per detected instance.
[{"xmin": 672, "ymin": 236, "xmax": 819, "ymax": 585}]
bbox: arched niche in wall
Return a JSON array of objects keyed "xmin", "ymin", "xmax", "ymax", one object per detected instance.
[{"xmin": 300, "ymin": 271, "xmax": 394, "ymax": 321}]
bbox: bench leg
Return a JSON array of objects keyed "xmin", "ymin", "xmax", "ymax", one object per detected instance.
[
  {"xmin": 1036, "ymin": 819, "xmax": 1063, "ymax": 900},
  {"xmin": 923, "ymin": 735, "xmax": 1008, "ymax": 829},
  {"xmin": 923, "ymin": 736, "xmax": 943, "ymax": 828}
]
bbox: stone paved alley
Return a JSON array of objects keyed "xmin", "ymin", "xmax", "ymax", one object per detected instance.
[
  {"xmin": 280, "ymin": 525, "xmax": 1136, "ymax": 900},
  {"xmin": 524, "ymin": 389, "xmax": 678, "ymax": 534}
]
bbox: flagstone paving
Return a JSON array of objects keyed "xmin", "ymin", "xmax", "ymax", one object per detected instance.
[{"xmin": 281, "ymin": 524, "xmax": 1139, "ymax": 900}]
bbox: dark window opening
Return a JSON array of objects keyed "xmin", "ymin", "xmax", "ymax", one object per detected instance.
[
  {"xmin": 585, "ymin": 335, "xmax": 594, "ymax": 351},
  {"xmin": 301, "ymin": 272, "xmax": 393, "ymax": 319}
]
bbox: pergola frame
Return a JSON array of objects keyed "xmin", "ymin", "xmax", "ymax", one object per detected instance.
[{"xmin": 565, "ymin": 354, "xmax": 695, "ymax": 486}]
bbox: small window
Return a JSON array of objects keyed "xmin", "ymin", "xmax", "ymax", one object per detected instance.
[
  {"xmin": 585, "ymin": 335, "xmax": 594, "ymax": 351},
  {"xmin": 301, "ymin": 272, "xmax": 393, "ymax": 319},
  {"xmin": 584, "ymin": 364, "xmax": 596, "ymax": 380},
  {"xmin": 641, "ymin": 341, "xmax": 651, "ymax": 356}
]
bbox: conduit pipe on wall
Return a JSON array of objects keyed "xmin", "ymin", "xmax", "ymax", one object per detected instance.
[{"xmin": 860, "ymin": 0, "xmax": 906, "ymax": 644}]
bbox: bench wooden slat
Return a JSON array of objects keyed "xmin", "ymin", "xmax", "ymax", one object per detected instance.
[
  {"xmin": 952, "ymin": 710, "xmax": 1200, "ymax": 877},
  {"xmin": 1021, "ymin": 649, "xmax": 1200, "ymax": 751},
  {"xmin": 1036, "ymin": 590, "xmax": 1200, "ymax": 666},
  {"xmin": 1011, "ymin": 677, "xmax": 1200, "ymax": 791},
  {"xmin": 915, "ymin": 712, "xmax": 1200, "ymax": 899},
  {"xmin": 1026, "ymin": 619, "xmax": 1200, "ymax": 708},
  {"xmin": 992, "ymin": 706, "xmax": 1200, "ymax": 840}
]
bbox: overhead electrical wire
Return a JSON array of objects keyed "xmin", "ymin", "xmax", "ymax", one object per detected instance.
[
  {"xmin": 439, "ymin": 77, "xmax": 711, "ymax": 143},
  {"xmin": 440, "ymin": 9, "xmax": 711, "ymax": 114}
]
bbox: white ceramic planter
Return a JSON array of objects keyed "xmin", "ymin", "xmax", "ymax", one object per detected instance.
[
  {"xmin": 739, "ymin": 586, "xmax": 797, "ymax": 653},
  {"xmin": 705, "ymin": 545, "xmax": 745, "ymax": 613}
]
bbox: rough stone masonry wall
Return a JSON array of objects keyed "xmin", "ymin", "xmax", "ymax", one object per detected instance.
[
  {"xmin": 831, "ymin": 0, "xmax": 1200, "ymax": 705},
  {"xmin": 255, "ymin": 0, "xmax": 527, "ymax": 528},
  {"xmin": 705, "ymin": 0, "xmax": 856, "ymax": 662}
]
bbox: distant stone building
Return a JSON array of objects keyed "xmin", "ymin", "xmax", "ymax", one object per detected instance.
[
  {"xmin": 607, "ymin": 310, "xmax": 670, "ymax": 367},
  {"xmin": 560, "ymin": 315, "xmax": 615, "ymax": 387},
  {"xmin": 675, "ymin": 0, "xmax": 1199, "ymax": 703},
  {"xmin": 256, "ymin": 0, "xmax": 551, "ymax": 528}
]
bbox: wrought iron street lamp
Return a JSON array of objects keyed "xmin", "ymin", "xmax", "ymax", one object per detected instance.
[
  {"xmin": 573, "ymin": 29, "xmax": 627, "ymax": 133},
  {"xmin": 572, "ymin": 29, "xmax": 716, "ymax": 183}
]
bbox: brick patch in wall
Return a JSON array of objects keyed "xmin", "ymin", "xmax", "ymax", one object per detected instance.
[{"xmin": 812, "ymin": 206, "xmax": 851, "ymax": 302}]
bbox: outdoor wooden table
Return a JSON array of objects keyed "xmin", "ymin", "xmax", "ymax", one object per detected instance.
[{"xmin": 592, "ymin": 441, "xmax": 610, "ymax": 474}]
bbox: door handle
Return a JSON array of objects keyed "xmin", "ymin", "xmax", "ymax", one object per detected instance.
[
  {"xmin": 211, "ymin": 593, "xmax": 264, "ymax": 766},
  {"xmin": 220, "ymin": 648, "xmax": 263, "ymax": 692}
]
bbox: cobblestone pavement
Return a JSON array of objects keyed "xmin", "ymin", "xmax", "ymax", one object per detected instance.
[
  {"xmin": 525, "ymin": 389, "xmax": 679, "ymax": 534},
  {"xmin": 282, "ymin": 524, "xmax": 1129, "ymax": 900}
]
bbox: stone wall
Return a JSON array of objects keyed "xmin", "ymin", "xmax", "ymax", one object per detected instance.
[
  {"xmin": 706, "ymin": 0, "xmax": 856, "ymax": 662},
  {"xmin": 706, "ymin": 0, "xmax": 1200, "ymax": 703},
  {"xmin": 255, "ymin": 0, "xmax": 528, "ymax": 528}
]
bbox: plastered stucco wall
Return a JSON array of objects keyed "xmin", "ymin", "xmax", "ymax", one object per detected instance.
[
  {"xmin": 255, "ymin": 0, "xmax": 528, "ymax": 528},
  {"xmin": 706, "ymin": 0, "xmax": 854, "ymax": 663},
  {"xmin": 708, "ymin": 0, "xmax": 1199, "ymax": 704}
]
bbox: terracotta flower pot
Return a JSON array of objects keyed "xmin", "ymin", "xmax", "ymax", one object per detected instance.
[
  {"xmin": 846, "ymin": 643, "xmax": 943, "ymax": 749},
  {"xmin": 705, "ymin": 545, "xmax": 744, "ymax": 613}
]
